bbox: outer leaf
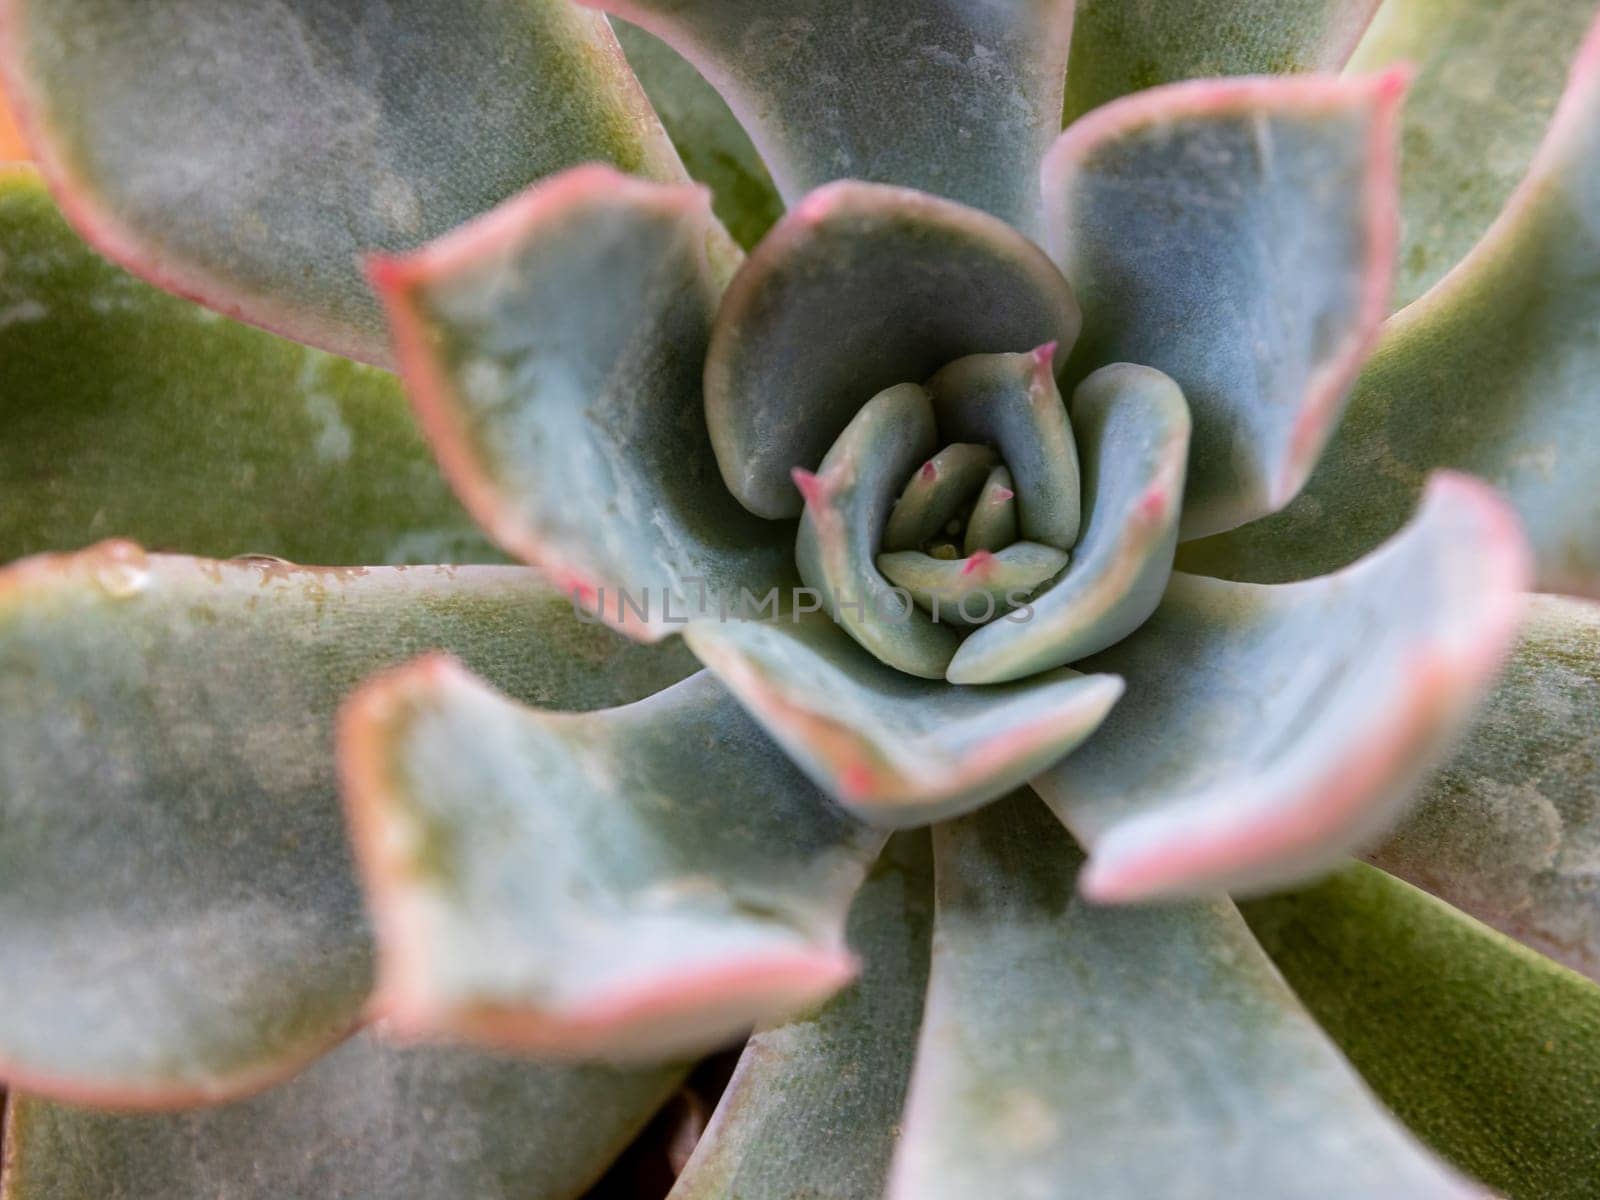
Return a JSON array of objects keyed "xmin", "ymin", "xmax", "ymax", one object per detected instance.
[
  {"xmin": 579, "ymin": 0, "xmax": 1075, "ymax": 233},
  {"xmin": 707, "ymin": 181, "xmax": 1080, "ymax": 520},
  {"xmin": 340, "ymin": 665, "xmax": 883, "ymax": 1061},
  {"xmin": 612, "ymin": 19, "xmax": 782, "ymax": 251},
  {"xmin": 1368, "ymin": 595, "xmax": 1600, "ymax": 983},
  {"xmin": 0, "ymin": 0, "xmax": 684, "ymax": 365},
  {"xmin": 1063, "ymin": 0, "xmax": 1379, "ymax": 122},
  {"xmin": 1348, "ymin": 0, "xmax": 1598, "ymax": 309},
  {"xmin": 684, "ymin": 612, "xmax": 1122, "ymax": 828},
  {"xmin": 668, "ymin": 832, "xmax": 933, "ymax": 1200},
  {"xmin": 1033, "ymin": 474, "xmax": 1529, "ymax": 902},
  {"xmin": 0, "ymin": 166, "xmax": 499, "ymax": 566},
  {"xmin": 4, "ymin": 1032, "xmax": 681, "ymax": 1200},
  {"xmin": 1042, "ymin": 71, "xmax": 1404, "ymax": 539},
  {"xmin": 372, "ymin": 165, "xmax": 785, "ymax": 643},
  {"xmin": 1181, "ymin": 16, "xmax": 1600, "ymax": 595},
  {"xmin": 0, "ymin": 545, "xmax": 693, "ymax": 1107},
  {"xmin": 1244, "ymin": 863, "xmax": 1600, "ymax": 1200},
  {"xmin": 946, "ymin": 363, "xmax": 1189, "ymax": 684},
  {"xmin": 885, "ymin": 791, "xmax": 1471, "ymax": 1200}
]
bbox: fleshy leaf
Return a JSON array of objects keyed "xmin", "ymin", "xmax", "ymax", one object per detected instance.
[
  {"xmin": 885, "ymin": 791, "xmax": 1473, "ymax": 1200},
  {"xmin": 372, "ymin": 164, "xmax": 785, "ymax": 643},
  {"xmin": 612, "ymin": 19, "xmax": 782, "ymax": 251},
  {"xmin": 578, "ymin": 0, "xmax": 1075, "ymax": 233},
  {"xmin": 882, "ymin": 444, "xmax": 1000, "ymax": 554},
  {"xmin": 706, "ymin": 181, "xmax": 1081, "ymax": 520},
  {"xmin": 1042, "ymin": 72, "xmax": 1404, "ymax": 539},
  {"xmin": 947, "ymin": 363, "xmax": 1189, "ymax": 685},
  {"xmin": 1368, "ymin": 595, "xmax": 1600, "ymax": 983},
  {"xmin": 0, "ymin": 166, "xmax": 500, "ymax": 566},
  {"xmin": 877, "ymin": 544, "xmax": 1069, "ymax": 629},
  {"xmin": 792, "ymin": 384, "xmax": 961, "ymax": 679},
  {"xmin": 1062, "ymin": 0, "xmax": 1380, "ymax": 122},
  {"xmin": 1180, "ymin": 16, "xmax": 1600, "ymax": 595},
  {"xmin": 0, "ymin": 0, "xmax": 684, "ymax": 364},
  {"xmin": 927, "ymin": 349, "xmax": 1083, "ymax": 551},
  {"xmin": 0, "ymin": 546, "xmax": 693, "ymax": 1107},
  {"xmin": 964, "ymin": 466, "xmax": 1019, "ymax": 554},
  {"xmin": 5, "ymin": 1032, "xmax": 681, "ymax": 1199},
  {"xmin": 669, "ymin": 832, "xmax": 933, "ymax": 1200},
  {"xmin": 1348, "ymin": 0, "xmax": 1598, "ymax": 309},
  {"xmin": 684, "ymin": 613, "xmax": 1122, "ymax": 828},
  {"xmin": 1034, "ymin": 473, "xmax": 1529, "ymax": 902},
  {"xmin": 340, "ymin": 665, "xmax": 882, "ymax": 1061},
  {"xmin": 1244, "ymin": 863, "xmax": 1600, "ymax": 1200}
]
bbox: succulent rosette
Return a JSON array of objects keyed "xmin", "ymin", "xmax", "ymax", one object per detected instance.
[{"xmin": 3, "ymin": 1, "xmax": 1600, "ymax": 1197}]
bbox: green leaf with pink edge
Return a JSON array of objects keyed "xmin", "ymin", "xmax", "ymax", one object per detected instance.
[
  {"xmin": 1062, "ymin": 0, "xmax": 1380, "ymax": 123},
  {"xmin": 4, "ymin": 1031, "xmax": 683, "ymax": 1200},
  {"xmin": 1366, "ymin": 595, "xmax": 1600, "ymax": 985},
  {"xmin": 338, "ymin": 665, "xmax": 883, "ymax": 1062},
  {"xmin": 683, "ymin": 611, "xmax": 1121, "ymax": 829},
  {"xmin": 1243, "ymin": 863, "xmax": 1600, "ymax": 1200},
  {"xmin": 1042, "ymin": 71, "xmax": 1404, "ymax": 540},
  {"xmin": 705, "ymin": 181, "xmax": 1081, "ymax": 521},
  {"xmin": 613, "ymin": 19, "xmax": 782, "ymax": 251},
  {"xmin": 669, "ymin": 832, "xmax": 933, "ymax": 1200},
  {"xmin": 370, "ymin": 164, "xmax": 787, "ymax": 645},
  {"xmin": 885, "ymin": 790, "xmax": 1473, "ymax": 1200},
  {"xmin": 0, "ymin": 545, "xmax": 693, "ymax": 1108},
  {"xmin": 946, "ymin": 363, "xmax": 1190, "ymax": 685},
  {"xmin": 1348, "ymin": 0, "xmax": 1598, "ymax": 310},
  {"xmin": 0, "ymin": 166, "xmax": 499, "ymax": 567},
  {"xmin": 1032, "ymin": 473, "xmax": 1529, "ymax": 903},
  {"xmin": 0, "ymin": 0, "xmax": 684, "ymax": 366},
  {"xmin": 1180, "ymin": 15, "xmax": 1600, "ymax": 597},
  {"xmin": 578, "ymin": 0, "xmax": 1074, "ymax": 234}
]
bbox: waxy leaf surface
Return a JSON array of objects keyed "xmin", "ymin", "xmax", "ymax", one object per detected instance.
[
  {"xmin": 1043, "ymin": 72, "xmax": 1403, "ymax": 538},
  {"xmin": 0, "ymin": 167, "xmax": 497, "ymax": 566},
  {"xmin": 373, "ymin": 165, "xmax": 786, "ymax": 643},
  {"xmin": 341, "ymin": 666, "xmax": 882, "ymax": 1061},
  {"xmin": 1035, "ymin": 474, "xmax": 1528, "ymax": 901},
  {"xmin": 0, "ymin": 0, "xmax": 683, "ymax": 363},
  {"xmin": 4, "ymin": 1032, "xmax": 681, "ymax": 1200},
  {"xmin": 0, "ymin": 547, "xmax": 692, "ymax": 1106},
  {"xmin": 886, "ymin": 791, "xmax": 1471, "ymax": 1200},
  {"xmin": 581, "ymin": 0, "xmax": 1075, "ymax": 233}
]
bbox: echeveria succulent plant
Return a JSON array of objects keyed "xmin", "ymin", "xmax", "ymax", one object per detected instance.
[{"xmin": 3, "ymin": 1, "xmax": 1600, "ymax": 1197}]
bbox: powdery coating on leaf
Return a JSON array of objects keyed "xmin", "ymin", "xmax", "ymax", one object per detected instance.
[
  {"xmin": 340, "ymin": 663, "xmax": 882, "ymax": 1061},
  {"xmin": 1063, "ymin": 0, "xmax": 1380, "ymax": 121},
  {"xmin": 1243, "ymin": 863, "xmax": 1600, "ymax": 1200},
  {"xmin": 371, "ymin": 163, "xmax": 787, "ymax": 644},
  {"xmin": 1369, "ymin": 594, "xmax": 1600, "ymax": 983},
  {"xmin": 685, "ymin": 612, "xmax": 1122, "ymax": 827},
  {"xmin": 886, "ymin": 792, "xmax": 1473, "ymax": 1200},
  {"xmin": 1348, "ymin": 0, "xmax": 1598, "ymax": 309},
  {"xmin": 1182, "ymin": 11, "xmax": 1600, "ymax": 596},
  {"xmin": 580, "ymin": 0, "xmax": 1076, "ymax": 234},
  {"xmin": 0, "ymin": 0, "xmax": 685, "ymax": 364},
  {"xmin": 1042, "ymin": 69, "xmax": 1405, "ymax": 539},
  {"xmin": 3, "ymin": 1032, "xmax": 682, "ymax": 1200},
  {"xmin": 0, "ymin": 166, "xmax": 501, "ymax": 566},
  {"xmin": 670, "ymin": 832, "xmax": 934, "ymax": 1200},
  {"xmin": 705, "ymin": 180, "xmax": 1081, "ymax": 521},
  {"xmin": 1036, "ymin": 473, "xmax": 1530, "ymax": 902},
  {"xmin": 0, "ymin": 545, "xmax": 694, "ymax": 1108}
]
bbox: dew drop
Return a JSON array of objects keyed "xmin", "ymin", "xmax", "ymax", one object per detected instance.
[{"xmin": 91, "ymin": 541, "xmax": 150, "ymax": 599}]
